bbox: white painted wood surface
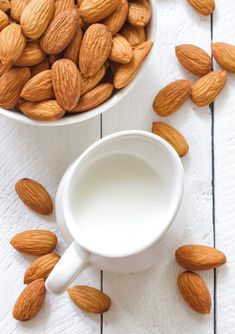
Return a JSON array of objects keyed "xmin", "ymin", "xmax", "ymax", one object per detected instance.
[{"xmin": 0, "ymin": 0, "xmax": 232, "ymax": 333}]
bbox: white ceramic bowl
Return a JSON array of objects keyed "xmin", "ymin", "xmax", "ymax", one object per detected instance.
[{"xmin": 0, "ymin": 1, "xmax": 157, "ymax": 127}]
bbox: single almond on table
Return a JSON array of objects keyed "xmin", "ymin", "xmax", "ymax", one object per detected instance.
[
  {"xmin": 79, "ymin": 23, "xmax": 112, "ymax": 77},
  {"xmin": 187, "ymin": 0, "xmax": 215, "ymax": 16},
  {"xmin": 52, "ymin": 59, "xmax": 81, "ymax": 111},
  {"xmin": 175, "ymin": 245, "xmax": 226, "ymax": 271},
  {"xmin": 114, "ymin": 40, "xmax": 153, "ymax": 89},
  {"xmin": 110, "ymin": 34, "xmax": 133, "ymax": 64},
  {"xmin": 178, "ymin": 271, "xmax": 211, "ymax": 314},
  {"xmin": 15, "ymin": 178, "xmax": 53, "ymax": 215},
  {"xmin": 152, "ymin": 122, "xmax": 189, "ymax": 157},
  {"xmin": 30, "ymin": 58, "xmax": 50, "ymax": 77},
  {"xmin": 10, "ymin": 230, "xmax": 57, "ymax": 256},
  {"xmin": 10, "ymin": 0, "xmax": 30, "ymax": 22},
  {"xmin": 102, "ymin": 0, "xmax": 128, "ymax": 35},
  {"xmin": 20, "ymin": 100, "xmax": 65, "ymax": 121},
  {"xmin": 212, "ymin": 42, "xmax": 235, "ymax": 72},
  {"xmin": 40, "ymin": 8, "xmax": 80, "ymax": 55},
  {"xmin": 127, "ymin": 0, "xmax": 151, "ymax": 28},
  {"xmin": 0, "ymin": 67, "xmax": 30, "ymax": 108},
  {"xmin": 175, "ymin": 44, "xmax": 212, "ymax": 77},
  {"xmin": 54, "ymin": 0, "xmax": 75, "ymax": 18},
  {"xmin": 71, "ymin": 83, "xmax": 114, "ymax": 113},
  {"xmin": 24, "ymin": 253, "xmax": 61, "ymax": 284},
  {"xmin": 64, "ymin": 26, "xmax": 83, "ymax": 64},
  {"xmin": 153, "ymin": 80, "xmax": 191, "ymax": 117},
  {"xmin": 0, "ymin": 23, "xmax": 26, "ymax": 64},
  {"xmin": 13, "ymin": 279, "xmax": 46, "ymax": 321},
  {"xmin": 21, "ymin": 70, "xmax": 54, "ymax": 102},
  {"xmin": 14, "ymin": 42, "xmax": 46, "ymax": 67},
  {"xmin": 67, "ymin": 286, "xmax": 111, "ymax": 314},
  {"xmin": 81, "ymin": 65, "xmax": 106, "ymax": 96},
  {"xmin": 121, "ymin": 24, "xmax": 146, "ymax": 47},
  {"xmin": 0, "ymin": 9, "xmax": 9, "ymax": 31},
  {"xmin": 191, "ymin": 70, "xmax": 227, "ymax": 106},
  {"xmin": 79, "ymin": 0, "xmax": 119, "ymax": 24},
  {"xmin": 0, "ymin": 0, "xmax": 10, "ymax": 12}
]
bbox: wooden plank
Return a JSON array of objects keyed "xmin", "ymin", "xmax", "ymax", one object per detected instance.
[
  {"xmin": 213, "ymin": 1, "xmax": 235, "ymax": 333},
  {"xmin": 0, "ymin": 116, "xmax": 102, "ymax": 333},
  {"xmin": 102, "ymin": 1, "xmax": 214, "ymax": 333}
]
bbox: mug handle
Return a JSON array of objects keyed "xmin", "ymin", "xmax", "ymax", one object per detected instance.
[{"xmin": 46, "ymin": 241, "xmax": 91, "ymax": 294}]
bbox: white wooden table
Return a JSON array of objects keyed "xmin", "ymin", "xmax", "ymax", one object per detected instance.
[{"xmin": 0, "ymin": 0, "xmax": 234, "ymax": 333}]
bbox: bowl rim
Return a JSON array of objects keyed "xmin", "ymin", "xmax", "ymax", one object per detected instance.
[{"xmin": 0, "ymin": 0, "xmax": 157, "ymax": 127}]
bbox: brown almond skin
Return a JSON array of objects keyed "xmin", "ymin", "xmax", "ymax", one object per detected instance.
[
  {"xmin": 121, "ymin": 24, "xmax": 146, "ymax": 47},
  {"xmin": 191, "ymin": 70, "xmax": 227, "ymax": 107},
  {"xmin": 175, "ymin": 245, "xmax": 226, "ymax": 271},
  {"xmin": 14, "ymin": 42, "xmax": 46, "ymax": 67},
  {"xmin": 79, "ymin": 24, "xmax": 112, "ymax": 77},
  {"xmin": 153, "ymin": 80, "xmax": 191, "ymax": 117},
  {"xmin": 64, "ymin": 26, "xmax": 83, "ymax": 64},
  {"xmin": 81, "ymin": 66, "xmax": 106, "ymax": 96},
  {"xmin": 67, "ymin": 285, "xmax": 111, "ymax": 314},
  {"xmin": 20, "ymin": 100, "xmax": 65, "ymax": 121},
  {"xmin": 0, "ymin": 9, "xmax": 9, "ymax": 31},
  {"xmin": 0, "ymin": 0, "xmax": 10, "ymax": 12},
  {"xmin": 212, "ymin": 42, "xmax": 235, "ymax": 72},
  {"xmin": 30, "ymin": 58, "xmax": 50, "ymax": 77},
  {"xmin": 10, "ymin": 0, "xmax": 30, "ymax": 22},
  {"xmin": 0, "ymin": 61, "xmax": 11, "ymax": 77},
  {"xmin": 127, "ymin": 0, "xmax": 151, "ymax": 28},
  {"xmin": 187, "ymin": 0, "xmax": 215, "ymax": 16},
  {"xmin": 110, "ymin": 34, "xmax": 133, "ymax": 64},
  {"xmin": 54, "ymin": 0, "xmax": 75, "ymax": 18},
  {"xmin": 176, "ymin": 44, "xmax": 212, "ymax": 76},
  {"xmin": 102, "ymin": 0, "xmax": 128, "ymax": 35},
  {"xmin": 152, "ymin": 122, "xmax": 189, "ymax": 157},
  {"xmin": 10, "ymin": 230, "xmax": 57, "ymax": 256},
  {"xmin": 40, "ymin": 9, "xmax": 80, "ymax": 55},
  {"xmin": 24, "ymin": 253, "xmax": 61, "ymax": 284},
  {"xmin": 52, "ymin": 59, "xmax": 81, "ymax": 111},
  {"xmin": 79, "ymin": 0, "xmax": 119, "ymax": 24},
  {"xmin": 15, "ymin": 178, "xmax": 53, "ymax": 215},
  {"xmin": 13, "ymin": 279, "xmax": 46, "ymax": 321},
  {"xmin": 178, "ymin": 271, "xmax": 211, "ymax": 314}
]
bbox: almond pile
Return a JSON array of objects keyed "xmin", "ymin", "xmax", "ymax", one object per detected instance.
[
  {"xmin": 11, "ymin": 178, "xmax": 112, "ymax": 321},
  {"xmin": 0, "ymin": 0, "xmax": 153, "ymax": 121}
]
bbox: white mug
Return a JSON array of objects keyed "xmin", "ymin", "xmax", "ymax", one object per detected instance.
[{"xmin": 46, "ymin": 130, "xmax": 184, "ymax": 293}]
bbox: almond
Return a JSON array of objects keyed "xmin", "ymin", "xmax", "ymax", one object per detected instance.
[
  {"xmin": 10, "ymin": 0, "xmax": 30, "ymax": 22},
  {"xmin": 153, "ymin": 80, "xmax": 191, "ymax": 117},
  {"xmin": 14, "ymin": 42, "xmax": 46, "ymax": 67},
  {"xmin": 0, "ymin": 67, "xmax": 30, "ymax": 108},
  {"xmin": 0, "ymin": 23, "xmax": 26, "ymax": 64},
  {"xmin": 102, "ymin": 0, "xmax": 128, "ymax": 35},
  {"xmin": 127, "ymin": 0, "xmax": 151, "ymax": 28},
  {"xmin": 0, "ymin": 0, "xmax": 10, "ymax": 12},
  {"xmin": 120, "ymin": 24, "xmax": 146, "ymax": 47},
  {"xmin": 79, "ymin": 0, "xmax": 119, "ymax": 23},
  {"xmin": 64, "ymin": 26, "xmax": 83, "ymax": 64},
  {"xmin": 191, "ymin": 70, "xmax": 227, "ymax": 106},
  {"xmin": 30, "ymin": 58, "xmax": 50, "ymax": 77},
  {"xmin": 21, "ymin": 70, "xmax": 54, "ymax": 102},
  {"xmin": 13, "ymin": 279, "xmax": 46, "ymax": 321},
  {"xmin": 24, "ymin": 253, "xmax": 61, "ymax": 284},
  {"xmin": 114, "ymin": 40, "xmax": 153, "ymax": 89},
  {"xmin": 71, "ymin": 83, "xmax": 113, "ymax": 113},
  {"xmin": 0, "ymin": 61, "xmax": 11, "ymax": 77},
  {"xmin": 20, "ymin": 100, "xmax": 65, "ymax": 121},
  {"xmin": 79, "ymin": 24, "xmax": 112, "ymax": 77},
  {"xmin": 15, "ymin": 178, "xmax": 53, "ymax": 215},
  {"xmin": 175, "ymin": 245, "xmax": 227, "ymax": 271},
  {"xmin": 212, "ymin": 42, "xmax": 235, "ymax": 72},
  {"xmin": 67, "ymin": 285, "xmax": 111, "ymax": 314},
  {"xmin": 0, "ymin": 9, "xmax": 8, "ymax": 31},
  {"xmin": 110, "ymin": 34, "xmax": 133, "ymax": 64},
  {"xmin": 81, "ymin": 65, "xmax": 106, "ymax": 96},
  {"xmin": 178, "ymin": 271, "xmax": 211, "ymax": 314},
  {"xmin": 54, "ymin": 0, "xmax": 75, "ymax": 17},
  {"xmin": 152, "ymin": 122, "xmax": 189, "ymax": 157},
  {"xmin": 21, "ymin": 0, "xmax": 55, "ymax": 40},
  {"xmin": 52, "ymin": 59, "xmax": 81, "ymax": 111},
  {"xmin": 40, "ymin": 9, "xmax": 80, "ymax": 55},
  {"xmin": 187, "ymin": 0, "xmax": 215, "ymax": 16},
  {"xmin": 10, "ymin": 230, "xmax": 57, "ymax": 256},
  {"xmin": 175, "ymin": 44, "xmax": 212, "ymax": 76}
]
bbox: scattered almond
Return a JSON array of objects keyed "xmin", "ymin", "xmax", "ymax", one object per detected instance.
[
  {"xmin": 152, "ymin": 122, "xmax": 189, "ymax": 157},
  {"xmin": 187, "ymin": 0, "xmax": 215, "ymax": 16},
  {"xmin": 79, "ymin": 0, "xmax": 119, "ymax": 24},
  {"xmin": 20, "ymin": 100, "xmax": 65, "ymax": 121},
  {"xmin": 102, "ymin": 0, "xmax": 128, "ymax": 35},
  {"xmin": 127, "ymin": 0, "xmax": 151, "ymax": 28},
  {"xmin": 14, "ymin": 42, "xmax": 46, "ymax": 67},
  {"xmin": 67, "ymin": 285, "xmax": 111, "ymax": 314},
  {"xmin": 24, "ymin": 253, "xmax": 61, "ymax": 284},
  {"xmin": 178, "ymin": 271, "xmax": 211, "ymax": 314},
  {"xmin": 81, "ymin": 66, "xmax": 106, "ymax": 96},
  {"xmin": 191, "ymin": 70, "xmax": 227, "ymax": 106},
  {"xmin": 121, "ymin": 24, "xmax": 146, "ymax": 47},
  {"xmin": 13, "ymin": 279, "xmax": 46, "ymax": 321},
  {"xmin": 0, "ymin": 9, "xmax": 8, "ymax": 31},
  {"xmin": 110, "ymin": 34, "xmax": 133, "ymax": 64},
  {"xmin": 212, "ymin": 42, "xmax": 235, "ymax": 72},
  {"xmin": 153, "ymin": 80, "xmax": 191, "ymax": 117}
]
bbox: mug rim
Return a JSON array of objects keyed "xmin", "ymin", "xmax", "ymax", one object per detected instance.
[{"xmin": 62, "ymin": 130, "xmax": 184, "ymax": 258}]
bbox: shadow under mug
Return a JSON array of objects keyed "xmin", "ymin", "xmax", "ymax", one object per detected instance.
[{"xmin": 46, "ymin": 130, "xmax": 184, "ymax": 294}]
